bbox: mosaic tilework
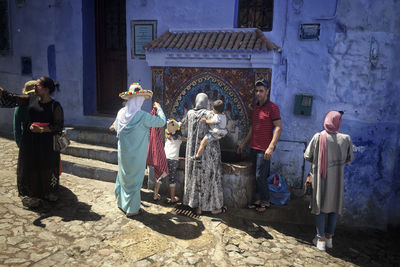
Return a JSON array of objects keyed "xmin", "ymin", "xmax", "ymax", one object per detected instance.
[{"xmin": 158, "ymin": 67, "xmax": 271, "ymax": 147}]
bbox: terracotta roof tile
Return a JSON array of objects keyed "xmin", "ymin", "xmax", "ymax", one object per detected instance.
[
  {"xmin": 200, "ymin": 32, "xmax": 212, "ymax": 50},
  {"xmin": 194, "ymin": 32, "xmax": 206, "ymax": 50},
  {"xmin": 232, "ymin": 32, "xmax": 244, "ymax": 50},
  {"xmin": 145, "ymin": 29, "xmax": 279, "ymax": 52},
  {"xmin": 206, "ymin": 32, "xmax": 218, "ymax": 49},
  {"xmin": 246, "ymin": 32, "xmax": 257, "ymax": 50},
  {"xmin": 226, "ymin": 32, "xmax": 238, "ymax": 50},
  {"xmin": 220, "ymin": 32, "xmax": 231, "ymax": 49}
]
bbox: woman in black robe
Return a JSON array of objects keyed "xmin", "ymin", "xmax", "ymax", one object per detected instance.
[{"xmin": 0, "ymin": 77, "xmax": 63, "ymax": 206}]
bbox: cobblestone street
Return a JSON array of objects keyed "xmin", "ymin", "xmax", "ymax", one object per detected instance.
[{"xmin": 0, "ymin": 136, "xmax": 398, "ymax": 266}]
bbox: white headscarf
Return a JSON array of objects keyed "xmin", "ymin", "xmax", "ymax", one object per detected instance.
[{"xmin": 114, "ymin": 96, "xmax": 145, "ymax": 136}]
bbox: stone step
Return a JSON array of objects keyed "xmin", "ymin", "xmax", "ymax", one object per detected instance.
[
  {"xmin": 62, "ymin": 141, "xmax": 118, "ymax": 164},
  {"xmin": 61, "ymin": 154, "xmax": 118, "ymax": 183},
  {"xmin": 65, "ymin": 126, "xmax": 117, "ymax": 148},
  {"xmin": 61, "ymin": 153, "xmax": 149, "ymax": 186}
]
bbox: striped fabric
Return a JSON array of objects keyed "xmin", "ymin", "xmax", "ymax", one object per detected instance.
[
  {"xmin": 146, "ymin": 108, "xmax": 169, "ymax": 180},
  {"xmin": 249, "ymin": 101, "xmax": 281, "ymax": 151}
]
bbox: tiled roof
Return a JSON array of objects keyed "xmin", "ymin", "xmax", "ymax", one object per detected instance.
[{"xmin": 145, "ymin": 29, "xmax": 279, "ymax": 52}]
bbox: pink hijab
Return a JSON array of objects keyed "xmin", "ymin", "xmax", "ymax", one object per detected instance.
[{"xmin": 319, "ymin": 111, "xmax": 342, "ymax": 179}]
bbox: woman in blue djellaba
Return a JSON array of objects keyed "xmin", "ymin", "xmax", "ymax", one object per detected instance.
[{"xmin": 113, "ymin": 83, "xmax": 166, "ymax": 217}]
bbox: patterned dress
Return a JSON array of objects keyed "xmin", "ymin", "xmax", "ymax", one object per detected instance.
[{"xmin": 182, "ymin": 108, "xmax": 224, "ymax": 211}]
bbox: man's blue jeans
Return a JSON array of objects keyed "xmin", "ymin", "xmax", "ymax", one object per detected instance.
[
  {"xmin": 315, "ymin": 212, "xmax": 339, "ymax": 238},
  {"xmin": 250, "ymin": 148, "xmax": 270, "ymax": 204}
]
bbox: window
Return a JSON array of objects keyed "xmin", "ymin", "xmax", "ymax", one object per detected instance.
[
  {"xmin": 0, "ymin": 0, "xmax": 11, "ymax": 54},
  {"xmin": 237, "ymin": 0, "xmax": 273, "ymax": 32}
]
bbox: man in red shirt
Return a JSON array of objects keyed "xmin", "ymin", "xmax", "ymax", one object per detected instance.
[{"xmin": 237, "ymin": 79, "xmax": 282, "ymax": 212}]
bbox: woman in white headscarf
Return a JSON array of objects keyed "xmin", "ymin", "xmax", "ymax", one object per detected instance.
[{"xmin": 114, "ymin": 83, "xmax": 166, "ymax": 217}]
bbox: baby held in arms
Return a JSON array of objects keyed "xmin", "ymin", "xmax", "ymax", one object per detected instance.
[{"xmin": 191, "ymin": 100, "xmax": 228, "ymax": 161}]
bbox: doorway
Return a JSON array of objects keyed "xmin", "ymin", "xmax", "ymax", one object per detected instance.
[{"xmin": 95, "ymin": 0, "xmax": 127, "ymax": 114}]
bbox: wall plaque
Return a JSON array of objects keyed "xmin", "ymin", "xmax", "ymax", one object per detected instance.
[{"xmin": 131, "ymin": 20, "xmax": 157, "ymax": 59}]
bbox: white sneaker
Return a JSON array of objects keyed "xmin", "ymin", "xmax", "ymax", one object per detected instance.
[
  {"xmin": 325, "ymin": 237, "xmax": 333, "ymax": 249},
  {"xmin": 313, "ymin": 237, "xmax": 326, "ymax": 251}
]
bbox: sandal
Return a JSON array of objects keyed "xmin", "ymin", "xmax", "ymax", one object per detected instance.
[
  {"xmin": 248, "ymin": 202, "xmax": 261, "ymax": 209},
  {"xmin": 168, "ymin": 196, "xmax": 180, "ymax": 204},
  {"xmin": 256, "ymin": 203, "xmax": 271, "ymax": 212},
  {"xmin": 211, "ymin": 206, "xmax": 227, "ymax": 215},
  {"xmin": 153, "ymin": 194, "xmax": 161, "ymax": 201}
]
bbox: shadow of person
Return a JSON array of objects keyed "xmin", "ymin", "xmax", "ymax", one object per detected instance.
[
  {"xmin": 128, "ymin": 209, "xmax": 205, "ymax": 240},
  {"xmin": 31, "ymin": 185, "xmax": 103, "ymax": 228}
]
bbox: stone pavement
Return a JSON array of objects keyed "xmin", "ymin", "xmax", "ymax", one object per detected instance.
[{"xmin": 0, "ymin": 136, "xmax": 398, "ymax": 266}]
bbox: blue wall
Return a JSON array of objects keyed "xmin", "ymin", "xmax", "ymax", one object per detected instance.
[{"xmin": 0, "ymin": 0, "xmax": 398, "ymax": 228}]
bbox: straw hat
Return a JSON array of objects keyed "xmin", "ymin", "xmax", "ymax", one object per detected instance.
[
  {"xmin": 119, "ymin": 82, "xmax": 153, "ymax": 100},
  {"xmin": 22, "ymin": 80, "xmax": 36, "ymax": 95},
  {"xmin": 165, "ymin": 118, "xmax": 181, "ymax": 135}
]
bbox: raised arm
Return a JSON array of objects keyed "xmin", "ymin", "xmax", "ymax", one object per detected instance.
[
  {"xmin": 0, "ymin": 88, "xmax": 29, "ymax": 108},
  {"xmin": 143, "ymin": 102, "xmax": 166, "ymax": 128}
]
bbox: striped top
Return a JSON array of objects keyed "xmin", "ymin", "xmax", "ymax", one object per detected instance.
[{"xmin": 249, "ymin": 101, "xmax": 281, "ymax": 151}]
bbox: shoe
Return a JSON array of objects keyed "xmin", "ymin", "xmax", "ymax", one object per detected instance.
[
  {"xmin": 126, "ymin": 209, "xmax": 143, "ymax": 217},
  {"xmin": 325, "ymin": 237, "xmax": 333, "ymax": 249},
  {"xmin": 313, "ymin": 237, "xmax": 326, "ymax": 251}
]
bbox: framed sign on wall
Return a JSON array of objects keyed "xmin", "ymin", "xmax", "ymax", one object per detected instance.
[
  {"xmin": 299, "ymin": 23, "xmax": 320, "ymax": 41},
  {"xmin": 131, "ymin": 20, "xmax": 157, "ymax": 59}
]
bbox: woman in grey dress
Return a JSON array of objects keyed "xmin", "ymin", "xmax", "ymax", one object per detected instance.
[
  {"xmin": 182, "ymin": 93, "xmax": 224, "ymax": 215},
  {"xmin": 304, "ymin": 110, "xmax": 353, "ymax": 251}
]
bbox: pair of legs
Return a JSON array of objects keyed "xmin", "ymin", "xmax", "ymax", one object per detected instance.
[
  {"xmin": 249, "ymin": 148, "xmax": 271, "ymax": 212},
  {"xmin": 315, "ymin": 212, "xmax": 338, "ymax": 239},
  {"xmin": 153, "ymin": 159, "xmax": 180, "ymax": 203}
]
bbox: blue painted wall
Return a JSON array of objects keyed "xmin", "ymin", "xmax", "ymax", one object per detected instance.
[{"xmin": 0, "ymin": 0, "xmax": 398, "ymax": 228}]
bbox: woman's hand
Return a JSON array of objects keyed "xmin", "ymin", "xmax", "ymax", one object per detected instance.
[
  {"xmin": 30, "ymin": 124, "xmax": 43, "ymax": 133},
  {"xmin": 200, "ymin": 118, "xmax": 207, "ymax": 123},
  {"xmin": 153, "ymin": 102, "xmax": 161, "ymax": 110}
]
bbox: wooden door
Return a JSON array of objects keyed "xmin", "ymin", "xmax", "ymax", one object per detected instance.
[{"xmin": 95, "ymin": 0, "xmax": 127, "ymax": 114}]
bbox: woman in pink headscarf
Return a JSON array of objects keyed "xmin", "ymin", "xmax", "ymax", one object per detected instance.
[{"xmin": 304, "ymin": 111, "xmax": 354, "ymax": 251}]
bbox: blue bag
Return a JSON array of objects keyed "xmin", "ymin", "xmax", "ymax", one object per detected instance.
[{"xmin": 267, "ymin": 173, "xmax": 290, "ymax": 205}]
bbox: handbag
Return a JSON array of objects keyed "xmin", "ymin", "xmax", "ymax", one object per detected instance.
[
  {"xmin": 53, "ymin": 130, "xmax": 70, "ymax": 152},
  {"xmin": 267, "ymin": 173, "xmax": 291, "ymax": 205},
  {"xmin": 51, "ymin": 101, "xmax": 70, "ymax": 152}
]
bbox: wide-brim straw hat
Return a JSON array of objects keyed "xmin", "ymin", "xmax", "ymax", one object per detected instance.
[
  {"xmin": 119, "ymin": 82, "xmax": 153, "ymax": 100},
  {"xmin": 22, "ymin": 80, "xmax": 37, "ymax": 95},
  {"xmin": 165, "ymin": 118, "xmax": 181, "ymax": 135}
]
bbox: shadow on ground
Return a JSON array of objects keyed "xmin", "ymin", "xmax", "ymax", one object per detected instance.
[
  {"xmin": 30, "ymin": 185, "xmax": 103, "ymax": 228},
  {"xmin": 128, "ymin": 208, "xmax": 205, "ymax": 240}
]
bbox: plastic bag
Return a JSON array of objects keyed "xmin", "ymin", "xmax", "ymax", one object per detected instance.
[{"xmin": 267, "ymin": 173, "xmax": 290, "ymax": 206}]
